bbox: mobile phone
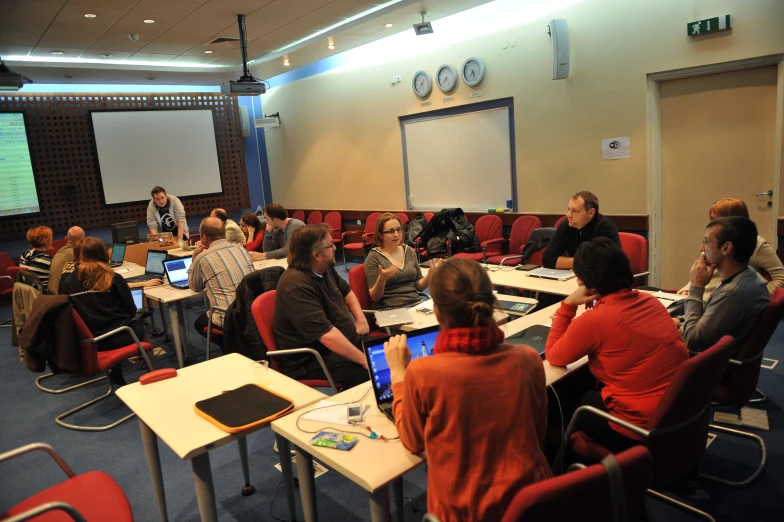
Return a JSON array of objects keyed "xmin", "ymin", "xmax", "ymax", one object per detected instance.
[
  {"xmin": 347, "ymin": 405, "xmax": 363, "ymax": 423},
  {"xmin": 417, "ymin": 306, "xmax": 434, "ymax": 315}
]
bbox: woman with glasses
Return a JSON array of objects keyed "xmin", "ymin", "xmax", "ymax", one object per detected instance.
[{"xmin": 365, "ymin": 212, "xmax": 441, "ymax": 309}]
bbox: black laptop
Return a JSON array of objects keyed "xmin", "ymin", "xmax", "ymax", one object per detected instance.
[
  {"xmin": 162, "ymin": 257, "xmax": 192, "ymax": 290},
  {"xmin": 363, "ymin": 325, "xmax": 440, "ymax": 422},
  {"xmin": 505, "ymin": 324, "xmax": 551, "ymax": 355},
  {"xmin": 109, "ymin": 243, "xmax": 127, "ymax": 268},
  {"xmin": 125, "ymin": 250, "xmax": 168, "ymax": 283}
]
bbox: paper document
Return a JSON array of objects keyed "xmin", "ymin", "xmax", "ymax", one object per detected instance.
[
  {"xmin": 113, "ymin": 267, "xmax": 133, "ymax": 274},
  {"xmin": 301, "ymin": 400, "xmax": 369, "ymax": 426},
  {"xmin": 652, "ymin": 291, "xmax": 686, "ymax": 309}
]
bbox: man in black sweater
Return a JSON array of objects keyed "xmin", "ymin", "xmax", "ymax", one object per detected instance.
[{"xmin": 542, "ymin": 191, "xmax": 620, "ymax": 269}]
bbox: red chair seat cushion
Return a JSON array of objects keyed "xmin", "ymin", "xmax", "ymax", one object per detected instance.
[
  {"xmin": 300, "ymin": 379, "xmax": 337, "ymax": 389},
  {"xmin": 570, "ymin": 431, "xmax": 614, "ymax": 462},
  {"xmin": 3, "ymin": 470, "xmax": 133, "ymax": 522},
  {"xmin": 1, "ymin": 287, "xmax": 13, "ymax": 298},
  {"xmin": 343, "ymin": 242, "xmax": 365, "ymax": 251},
  {"xmin": 96, "ymin": 342, "xmax": 154, "ymax": 372},
  {"xmin": 452, "ymin": 252, "xmax": 485, "ymax": 261},
  {"xmin": 202, "ymin": 327, "xmax": 224, "ymax": 336},
  {"xmin": 486, "ymin": 254, "xmax": 522, "ymax": 266}
]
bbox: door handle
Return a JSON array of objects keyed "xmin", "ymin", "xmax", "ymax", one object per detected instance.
[{"xmin": 756, "ymin": 190, "xmax": 773, "ymax": 197}]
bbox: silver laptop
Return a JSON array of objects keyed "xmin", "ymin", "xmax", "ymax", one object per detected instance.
[
  {"xmin": 374, "ymin": 308, "xmax": 414, "ymax": 328},
  {"xmin": 526, "ymin": 268, "xmax": 576, "ymax": 281},
  {"xmin": 162, "ymin": 257, "xmax": 192, "ymax": 289}
]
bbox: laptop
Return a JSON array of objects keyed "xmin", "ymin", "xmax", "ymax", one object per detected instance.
[
  {"xmin": 526, "ymin": 268, "xmax": 576, "ymax": 281},
  {"xmin": 374, "ymin": 308, "xmax": 414, "ymax": 328},
  {"xmin": 125, "ymin": 250, "xmax": 168, "ymax": 283},
  {"xmin": 505, "ymin": 324, "xmax": 551, "ymax": 355},
  {"xmin": 130, "ymin": 288, "xmax": 145, "ymax": 311},
  {"xmin": 363, "ymin": 325, "xmax": 440, "ymax": 422},
  {"xmin": 109, "ymin": 243, "xmax": 127, "ymax": 268},
  {"xmin": 162, "ymin": 257, "xmax": 192, "ymax": 289},
  {"xmin": 498, "ymin": 300, "xmax": 537, "ymax": 317}
]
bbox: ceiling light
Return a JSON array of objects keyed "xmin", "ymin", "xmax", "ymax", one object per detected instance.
[
  {"xmin": 385, "ymin": 23, "xmax": 393, "ymax": 28},
  {"xmin": 101, "ymin": 53, "xmax": 112, "ymax": 58},
  {"xmin": 51, "ymin": 51, "xmax": 64, "ymax": 55},
  {"xmin": 327, "ymin": 44, "xmax": 335, "ymax": 50},
  {"xmin": 84, "ymin": 14, "xmax": 97, "ymax": 18},
  {"xmin": 204, "ymin": 50, "xmax": 213, "ymax": 54},
  {"xmin": 283, "ymin": 60, "xmax": 289, "ymax": 66},
  {"xmin": 143, "ymin": 19, "xmax": 155, "ymax": 24}
]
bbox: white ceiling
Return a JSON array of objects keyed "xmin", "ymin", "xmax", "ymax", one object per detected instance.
[{"xmin": 0, "ymin": 0, "xmax": 493, "ymax": 85}]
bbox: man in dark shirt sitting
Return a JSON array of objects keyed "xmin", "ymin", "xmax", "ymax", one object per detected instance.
[
  {"xmin": 274, "ymin": 224, "xmax": 371, "ymax": 388},
  {"xmin": 542, "ymin": 191, "xmax": 620, "ymax": 269}
]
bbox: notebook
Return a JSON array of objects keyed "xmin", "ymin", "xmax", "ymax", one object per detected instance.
[
  {"xmin": 125, "ymin": 250, "xmax": 168, "ymax": 283},
  {"xmin": 162, "ymin": 257, "xmax": 192, "ymax": 289},
  {"xmin": 497, "ymin": 300, "xmax": 537, "ymax": 317},
  {"xmin": 374, "ymin": 308, "xmax": 414, "ymax": 328},
  {"xmin": 505, "ymin": 324, "xmax": 551, "ymax": 355},
  {"xmin": 526, "ymin": 268, "xmax": 576, "ymax": 281},
  {"xmin": 109, "ymin": 243, "xmax": 126, "ymax": 268},
  {"xmin": 363, "ymin": 325, "xmax": 439, "ymax": 422}
]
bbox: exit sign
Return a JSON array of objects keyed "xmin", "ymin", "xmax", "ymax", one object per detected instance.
[{"xmin": 687, "ymin": 15, "xmax": 731, "ymax": 36}]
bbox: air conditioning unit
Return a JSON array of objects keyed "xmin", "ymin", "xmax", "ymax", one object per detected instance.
[{"xmin": 255, "ymin": 116, "xmax": 280, "ymax": 128}]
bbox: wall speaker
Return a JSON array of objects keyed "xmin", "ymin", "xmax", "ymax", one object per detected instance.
[
  {"xmin": 238, "ymin": 105, "xmax": 251, "ymax": 137},
  {"xmin": 548, "ymin": 19, "xmax": 570, "ymax": 80}
]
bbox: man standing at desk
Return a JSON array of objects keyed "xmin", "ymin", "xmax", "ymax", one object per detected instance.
[
  {"xmin": 147, "ymin": 186, "xmax": 189, "ymax": 241},
  {"xmin": 252, "ymin": 204, "xmax": 305, "ymax": 261},
  {"xmin": 274, "ymin": 224, "xmax": 370, "ymax": 388},
  {"xmin": 542, "ymin": 191, "xmax": 619, "ymax": 269},
  {"xmin": 189, "ymin": 217, "xmax": 253, "ymax": 342}
]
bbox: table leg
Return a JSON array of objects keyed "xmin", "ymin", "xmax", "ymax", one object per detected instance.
[
  {"xmin": 139, "ymin": 419, "xmax": 168, "ymax": 522},
  {"xmin": 191, "ymin": 452, "xmax": 218, "ymax": 522},
  {"xmin": 162, "ymin": 302, "xmax": 184, "ymax": 368},
  {"xmin": 369, "ymin": 484, "xmax": 391, "ymax": 522},
  {"xmin": 391, "ymin": 478, "xmax": 404, "ymax": 522},
  {"xmin": 175, "ymin": 300, "xmax": 189, "ymax": 361},
  {"xmin": 295, "ymin": 447, "xmax": 318, "ymax": 522},
  {"xmin": 237, "ymin": 437, "xmax": 256, "ymax": 496},
  {"xmin": 276, "ymin": 435, "xmax": 297, "ymax": 521}
]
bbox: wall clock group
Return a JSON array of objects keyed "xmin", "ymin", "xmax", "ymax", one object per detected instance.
[{"xmin": 412, "ymin": 57, "xmax": 485, "ymax": 98}]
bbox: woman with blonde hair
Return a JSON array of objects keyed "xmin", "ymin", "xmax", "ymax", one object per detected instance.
[
  {"xmin": 384, "ymin": 258, "xmax": 552, "ymax": 521},
  {"xmin": 20, "ymin": 226, "xmax": 53, "ymax": 290}
]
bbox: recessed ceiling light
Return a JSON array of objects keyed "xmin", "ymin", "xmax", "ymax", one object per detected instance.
[
  {"xmin": 385, "ymin": 23, "xmax": 393, "ymax": 28},
  {"xmin": 327, "ymin": 44, "xmax": 335, "ymax": 50},
  {"xmin": 84, "ymin": 14, "xmax": 97, "ymax": 18},
  {"xmin": 283, "ymin": 60, "xmax": 290, "ymax": 66},
  {"xmin": 51, "ymin": 51, "xmax": 64, "ymax": 55},
  {"xmin": 101, "ymin": 53, "xmax": 112, "ymax": 58},
  {"xmin": 143, "ymin": 19, "xmax": 155, "ymax": 24},
  {"xmin": 204, "ymin": 50, "xmax": 213, "ymax": 54}
]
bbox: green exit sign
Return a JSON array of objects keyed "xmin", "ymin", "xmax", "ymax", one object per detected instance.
[{"xmin": 687, "ymin": 15, "xmax": 732, "ymax": 36}]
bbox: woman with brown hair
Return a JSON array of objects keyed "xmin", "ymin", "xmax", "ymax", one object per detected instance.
[
  {"xmin": 678, "ymin": 197, "xmax": 784, "ymax": 297},
  {"xmin": 384, "ymin": 258, "xmax": 552, "ymax": 521},
  {"xmin": 364, "ymin": 212, "xmax": 441, "ymax": 309},
  {"xmin": 240, "ymin": 212, "xmax": 265, "ymax": 253},
  {"xmin": 19, "ymin": 226, "xmax": 53, "ymax": 290},
  {"xmin": 59, "ymin": 238, "xmax": 148, "ymax": 384}
]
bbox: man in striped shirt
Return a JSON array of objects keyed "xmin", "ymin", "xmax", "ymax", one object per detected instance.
[{"xmin": 189, "ymin": 217, "xmax": 254, "ymax": 340}]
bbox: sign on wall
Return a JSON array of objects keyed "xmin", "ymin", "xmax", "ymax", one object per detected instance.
[
  {"xmin": 601, "ymin": 137, "xmax": 630, "ymax": 160},
  {"xmin": 687, "ymin": 15, "xmax": 732, "ymax": 36}
]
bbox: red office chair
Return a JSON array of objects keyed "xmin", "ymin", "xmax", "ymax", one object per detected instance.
[
  {"xmin": 0, "ymin": 252, "xmax": 14, "ymax": 303},
  {"xmin": 453, "ymin": 214, "xmax": 503, "ymax": 263},
  {"xmin": 0, "ymin": 443, "xmax": 133, "ymax": 522},
  {"xmin": 324, "ymin": 211, "xmax": 343, "ymax": 247},
  {"xmin": 487, "ymin": 216, "xmax": 542, "ymax": 266},
  {"xmin": 47, "ymin": 239, "xmax": 67, "ymax": 258},
  {"xmin": 291, "ymin": 210, "xmax": 305, "ymax": 222},
  {"xmin": 699, "ymin": 288, "xmax": 784, "ymax": 488},
  {"xmin": 500, "ymin": 446, "xmax": 653, "ymax": 522},
  {"xmin": 341, "ymin": 212, "xmax": 381, "ymax": 270},
  {"xmin": 554, "ymin": 215, "xmax": 568, "ymax": 228},
  {"xmin": 423, "ymin": 212, "xmax": 434, "ymax": 222},
  {"xmin": 307, "ymin": 210, "xmax": 323, "ymax": 224},
  {"xmin": 619, "ymin": 232, "xmax": 650, "ymax": 287},
  {"xmin": 204, "ymin": 306, "xmax": 227, "ymax": 361},
  {"xmin": 348, "ymin": 264, "xmax": 374, "ymax": 311},
  {"xmin": 395, "ymin": 213, "xmax": 409, "ymax": 226},
  {"xmin": 7, "ymin": 265, "xmax": 30, "ymax": 286},
  {"xmin": 36, "ymin": 308, "xmax": 156, "ymax": 431},
  {"xmin": 252, "ymin": 290, "xmax": 339, "ymax": 393},
  {"xmin": 562, "ymin": 335, "xmax": 736, "ymax": 521}
]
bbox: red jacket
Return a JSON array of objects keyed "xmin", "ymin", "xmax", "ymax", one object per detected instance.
[{"xmin": 545, "ymin": 290, "xmax": 688, "ymax": 438}]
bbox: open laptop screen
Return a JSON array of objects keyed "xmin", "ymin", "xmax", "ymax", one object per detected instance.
[
  {"xmin": 163, "ymin": 257, "xmax": 191, "ymax": 284},
  {"xmin": 131, "ymin": 289, "xmax": 144, "ymax": 311},
  {"xmin": 363, "ymin": 325, "xmax": 440, "ymax": 403},
  {"xmin": 110, "ymin": 243, "xmax": 126, "ymax": 263},
  {"xmin": 145, "ymin": 250, "xmax": 168, "ymax": 276}
]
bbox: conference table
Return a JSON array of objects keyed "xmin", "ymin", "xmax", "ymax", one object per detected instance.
[
  {"xmin": 422, "ymin": 263, "xmax": 579, "ymax": 297},
  {"xmin": 271, "ymin": 301, "xmax": 589, "ymax": 522},
  {"xmin": 116, "ymin": 353, "xmax": 326, "ymax": 522},
  {"xmin": 399, "ymin": 293, "xmax": 538, "ymax": 332}
]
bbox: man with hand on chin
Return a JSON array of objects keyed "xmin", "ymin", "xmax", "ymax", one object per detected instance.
[
  {"xmin": 677, "ymin": 217, "xmax": 768, "ymax": 351},
  {"xmin": 251, "ymin": 203, "xmax": 305, "ymax": 262}
]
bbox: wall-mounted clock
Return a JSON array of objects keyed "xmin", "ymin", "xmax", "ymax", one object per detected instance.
[
  {"xmin": 461, "ymin": 57, "xmax": 485, "ymax": 87},
  {"xmin": 412, "ymin": 70, "xmax": 432, "ymax": 98},
  {"xmin": 436, "ymin": 64, "xmax": 458, "ymax": 93}
]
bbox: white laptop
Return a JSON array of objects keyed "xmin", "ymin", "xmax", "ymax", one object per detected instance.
[
  {"xmin": 374, "ymin": 308, "xmax": 414, "ymax": 328},
  {"xmin": 526, "ymin": 268, "xmax": 576, "ymax": 281}
]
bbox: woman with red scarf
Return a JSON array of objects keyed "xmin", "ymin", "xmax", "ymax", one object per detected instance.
[{"xmin": 384, "ymin": 258, "xmax": 552, "ymax": 522}]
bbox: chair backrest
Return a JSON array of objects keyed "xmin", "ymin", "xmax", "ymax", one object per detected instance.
[
  {"xmin": 365, "ymin": 212, "xmax": 382, "ymax": 234},
  {"xmin": 291, "ymin": 210, "xmax": 305, "ymax": 222},
  {"xmin": 718, "ymin": 287, "xmax": 784, "ymax": 408},
  {"xmin": 251, "ymin": 290, "xmax": 279, "ymax": 369},
  {"xmin": 348, "ymin": 264, "xmax": 373, "ymax": 310},
  {"xmin": 423, "ymin": 212, "xmax": 434, "ymax": 222},
  {"xmin": 395, "ymin": 212, "xmax": 409, "ymax": 226},
  {"xmin": 47, "ymin": 239, "xmax": 67, "ymax": 257},
  {"xmin": 554, "ymin": 215, "xmax": 568, "ymax": 228},
  {"xmin": 7, "ymin": 265, "xmax": 30, "ymax": 283},
  {"xmin": 645, "ymin": 335, "xmax": 736, "ymax": 487},
  {"xmin": 324, "ymin": 211, "xmax": 342, "ymax": 241},
  {"xmin": 0, "ymin": 252, "xmax": 14, "ymax": 277},
  {"xmin": 619, "ymin": 232, "xmax": 647, "ymax": 286},
  {"xmin": 509, "ymin": 216, "xmax": 542, "ymax": 253},
  {"xmin": 501, "ymin": 446, "xmax": 653, "ymax": 522},
  {"xmin": 70, "ymin": 308, "xmax": 99, "ymax": 377},
  {"xmin": 307, "ymin": 210, "xmax": 323, "ymax": 224}
]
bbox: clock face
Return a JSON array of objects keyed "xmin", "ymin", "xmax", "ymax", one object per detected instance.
[
  {"xmin": 412, "ymin": 70, "xmax": 432, "ymax": 98},
  {"xmin": 436, "ymin": 64, "xmax": 457, "ymax": 93},
  {"xmin": 461, "ymin": 57, "xmax": 485, "ymax": 87}
]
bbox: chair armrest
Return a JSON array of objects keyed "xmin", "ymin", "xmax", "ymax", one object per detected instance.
[
  {"xmin": 0, "ymin": 443, "xmax": 76, "ymax": 478},
  {"xmin": 0, "ymin": 275, "xmax": 12, "ymax": 283},
  {"xmin": 481, "ymin": 237, "xmax": 507, "ymax": 248},
  {"xmin": 341, "ymin": 230, "xmax": 362, "ymax": 241},
  {"xmin": 728, "ymin": 350, "xmax": 766, "ymax": 367},
  {"xmin": 268, "ymin": 348, "xmax": 338, "ymax": 393},
  {"xmin": 499, "ymin": 254, "xmax": 524, "ymax": 265},
  {"xmin": 5, "ymin": 502, "xmax": 86, "ymax": 522},
  {"xmin": 632, "ymin": 271, "xmax": 651, "ymax": 278},
  {"xmin": 564, "ymin": 405, "xmax": 651, "ymax": 447},
  {"xmin": 83, "ymin": 326, "xmax": 155, "ymax": 370}
]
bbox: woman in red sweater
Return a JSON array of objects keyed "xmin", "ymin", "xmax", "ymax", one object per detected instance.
[
  {"xmin": 239, "ymin": 212, "xmax": 264, "ymax": 253},
  {"xmin": 545, "ymin": 237, "xmax": 689, "ymax": 451},
  {"xmin": 384, "ymin": 258, "xmax": 552, "ymax": 522}
]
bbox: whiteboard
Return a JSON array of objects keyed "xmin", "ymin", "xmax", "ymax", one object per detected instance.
[
  {"xmin": 402, "ymin": 106, "xmax": 514, "ymax": 211},
  {"xmin": 91, "ymin": 109, "xmax": 223, "ymax": 204}
]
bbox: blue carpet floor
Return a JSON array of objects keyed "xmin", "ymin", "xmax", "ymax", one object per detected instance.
[{"xmin": 1, "ymin": 264, "xmax": 783, "ymax": 521}]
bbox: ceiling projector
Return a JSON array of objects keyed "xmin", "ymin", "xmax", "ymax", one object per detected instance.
[
  {"xmin": 221, "ymin": 15, "xmax": 267, "ymax": 96},
  {"xmin": 0, "ymin": 58, "xmax": 33, "ymax": 91}
]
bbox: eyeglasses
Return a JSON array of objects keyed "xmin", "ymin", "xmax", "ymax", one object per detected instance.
[{"xmin": 382, "ymin": 227, "xmax": 403, "ymax": 235}]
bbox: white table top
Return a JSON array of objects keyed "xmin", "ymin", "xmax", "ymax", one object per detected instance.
[
  {"xmin": 114, "ymin": 262, "xmax": 146, "ymax": 279},
  {"xmin": 400, "ymin": 294, "xmax": 538, "ymax": 331},
  {"xmin": 422, "ymin": 264, "xmax": 578, "ymax": 296},
  {"xmin": 116, "ymin": 353, "xmax": 326, "ymax": 460}
]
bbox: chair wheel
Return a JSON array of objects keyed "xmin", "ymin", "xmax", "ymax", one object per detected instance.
[{"xmin": 242, "ymin": 484, "xmax": 256, "ymax": 496}]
